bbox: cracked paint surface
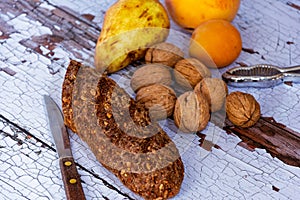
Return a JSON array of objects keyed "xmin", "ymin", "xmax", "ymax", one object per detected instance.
[{"xmin": 1, "ymin": 0, "xmax": 300, "ymax": 199}]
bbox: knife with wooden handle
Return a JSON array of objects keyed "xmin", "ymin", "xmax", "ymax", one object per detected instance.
[{"xmin": 44, "ymin": 95, "xmax": 86, "ymax": 200}]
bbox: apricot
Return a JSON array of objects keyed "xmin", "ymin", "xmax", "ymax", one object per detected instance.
[
  {"xmin": 189, "ymin": 19, "xmax": 242, "ymax": 68},
  {"xmin": 165, "ymin": 0, "xmax": 240, "ymax": 30}
]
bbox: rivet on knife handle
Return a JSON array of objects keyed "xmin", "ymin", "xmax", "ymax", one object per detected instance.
[{"xmin": 59, "ymin": 157, "xmax": 86, "ymax": 200}]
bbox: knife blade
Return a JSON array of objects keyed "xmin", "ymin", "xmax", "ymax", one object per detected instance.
[{"xmin": 44, "ymin": 95, "xmax": 86, "ymax": 200}]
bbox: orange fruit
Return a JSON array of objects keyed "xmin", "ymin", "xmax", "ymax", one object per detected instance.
[
  {"xmin": 189, "ymin": 19, "xmax": 242, "ymax": 68},
  {"xmin": 165, "ymin": 0, "xmax": 240, "ymax": 30}
]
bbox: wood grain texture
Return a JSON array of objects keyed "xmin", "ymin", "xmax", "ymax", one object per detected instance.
[
  {"xmin": 59, "ymin": 157, "xmax": 86, "ymax": 200},
  {"xmin": 223, "ymin": 116, "xmax": 300, "ymax": 167},
  {"xmin": 1, "ymin": 0, "xmax": 300, "ymax": 199}
]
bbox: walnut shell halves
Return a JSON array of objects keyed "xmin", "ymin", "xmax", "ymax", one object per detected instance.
[{"xmin": 62, "ymin": 60, "xmax": 184, "ymax": 200}]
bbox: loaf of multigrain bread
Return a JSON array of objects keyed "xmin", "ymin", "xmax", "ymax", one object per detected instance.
[{"xmin": 62, "ymin": 60, "xmax": 184, "ymax": 199}]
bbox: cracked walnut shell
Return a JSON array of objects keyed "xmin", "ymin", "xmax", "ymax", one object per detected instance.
[
  {"xmin": 174, "ymin": 91, "xmax": 210, "ymax": 133},
  {"xmin": 226, "ymin": 91, "xmax": 261, "ymax": 128},
  {"xmin": 174, "ymin": 58, "xmax": 211, "ymax": 90},
  {"xmin": 145, "ymin": 42, "xmax": 184, "ymax": 67},
  {"xmin": 130, "ymin": 64, "xmax": 172, "ymax": 92},
  {"xmin": 194, "ymin": 78, "xmax": 228, "ymax": 112},
  {"xmin": 136, "ymin": 84, "xmax": 177, "ymax": 121}
]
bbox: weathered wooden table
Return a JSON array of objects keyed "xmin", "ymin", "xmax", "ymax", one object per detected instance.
[{"xmin": 1, "ymin": 0, "xmax": 300, "ymax": 199}]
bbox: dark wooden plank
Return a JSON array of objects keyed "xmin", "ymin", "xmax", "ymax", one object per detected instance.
[{"xmin": 223, "ymin": 116, "xmax": 300, "ymax": 167}]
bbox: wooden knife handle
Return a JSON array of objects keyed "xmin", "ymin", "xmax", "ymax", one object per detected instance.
[{"xmin": 59, "ymin": 157, "xmax": 86, "ymax": 200}]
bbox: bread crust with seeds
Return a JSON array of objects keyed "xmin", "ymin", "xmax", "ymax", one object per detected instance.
[{"xmin": 62, "ymin": 60, "xmax": 184, "ymax": 199}]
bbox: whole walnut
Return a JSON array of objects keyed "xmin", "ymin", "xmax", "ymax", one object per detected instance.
[
  {"xmin": 174, "ymin": 91, "xmax": 210, "ymax": 133},
  {"xmin": 194, "ymin": 78, "xmax": 228, "ymax": 112},
  {"xmin": 130, "ymin": 64, "xmax": 172, "ymax": 92},
  {"xmin": 226, "ymin": 91, "xmax": 261, "ymax": 128},
  {"xmin": 136, "ymin": 84, "xmax": 177, "ymax": 121},
  {"xmin": 174, "ymin": 58, "xmax": 211, "ymax": 91},
  {"xmin": 145, "ymin": 42, "xmax": 184, "ymax": 67}
]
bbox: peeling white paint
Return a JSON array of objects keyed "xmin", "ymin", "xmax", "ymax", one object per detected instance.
[
  {"xmin": 0, "ymin": 0, "xmax": 300, "ymax": 199},
  {"xmin": 39, "ymin": 2, "xmax": 56, "ymax": 11},
  {"xmin": 7, "ymin": 13, "xmax": 52, "ymax": 40}
]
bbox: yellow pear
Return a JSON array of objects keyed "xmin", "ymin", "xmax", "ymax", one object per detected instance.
[
  {"xmin": 165, "ymin": 0, "xmax": 240, "ymax": 30},
  {"xmin": 95, "ymin": 0, "xmax": 170, "ymax": 73}
]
